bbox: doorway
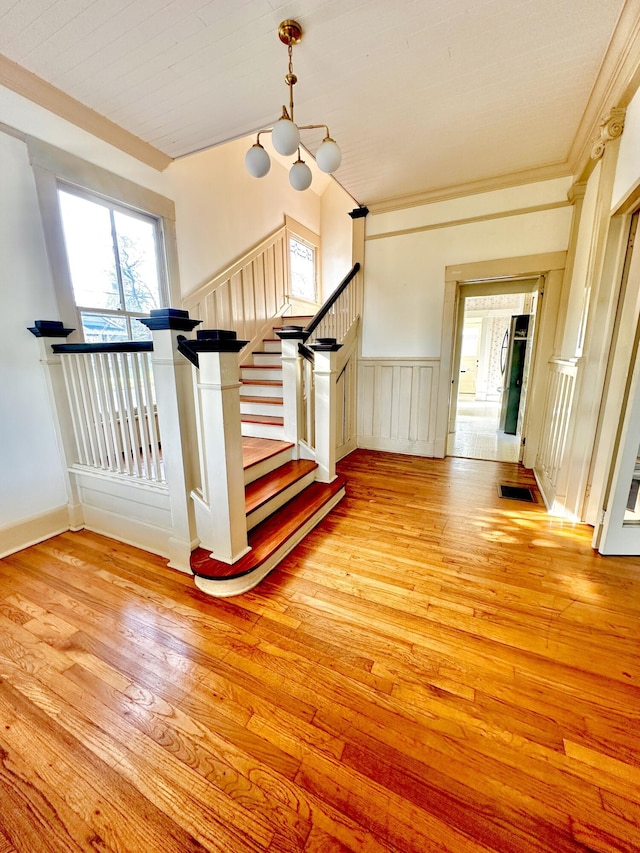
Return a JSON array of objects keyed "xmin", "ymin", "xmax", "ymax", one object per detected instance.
[
  {"xmin": 593, "ymin": 210, "xmax": 640, "ymax": 554},
  {"xmin": 447, "ymin": 281, "xmax": 539, "ymax": 463}
]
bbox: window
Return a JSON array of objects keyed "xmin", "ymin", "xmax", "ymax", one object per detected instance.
[
  {"xmin": 289, "ymin": 235, "xmax": 317, "ymax": 303},
  {"xmin": 58, "ymin": 187, "xmax": 167, "ymax": 342}
]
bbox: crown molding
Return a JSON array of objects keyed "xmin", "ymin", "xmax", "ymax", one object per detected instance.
[
  {"xmin": 569, "ymin": 1, "xmax": 640, "ymax": 181},
  {"xmin": 366, "ymin": 162, "xmax": 573, "ymax": 215},
  {"xmin": 0, "ymin": 53, "xmax": 172, "ymax": 172}
]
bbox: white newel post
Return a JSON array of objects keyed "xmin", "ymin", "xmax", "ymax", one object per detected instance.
[
  {"xmin": 277, "ymin": 328, "xmax": 307, "ymax": 453},
  {"xmin": 139, "ymin": 309, "xmax": 202, "ymax": 574},
  {"xmin": 311, "ymin": 340, "xmax": 342, "ymax": 483},
  {"xmin": 182, "ymin": 330, "xmax": 250, "ymax": 564},
  {"xmin": 28, "ymin": 320, "xmax": 84, "ymax": 530}
]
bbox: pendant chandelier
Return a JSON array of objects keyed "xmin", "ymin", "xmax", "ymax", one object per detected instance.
[{"xmin": 245, "ymin": 19, "xmax": 342, "ymax": 191}]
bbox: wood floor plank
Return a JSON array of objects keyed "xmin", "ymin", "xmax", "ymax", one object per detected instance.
[{"xmin": 1, "ymin": 449, "xmax": 639, "ymax": 851}]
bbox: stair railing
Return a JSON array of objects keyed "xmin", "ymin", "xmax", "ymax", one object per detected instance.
[
  {"xmin": 304, "ymin": 262, "xmax": 360, "ymax": 346},
  {"xmin": 181, "ymin": 226, "xmax": 289, "ymax": 349},
  {"xmin": 28, "ymin": 311, "xmax": 202, "ymax": 574},
  {"xmin": 52, "ymin": 340, "xmax": 163, "ymax": 482},
  {"xmin": 278, "ymin": 262, "xmax": 362, "ymax": 480}
]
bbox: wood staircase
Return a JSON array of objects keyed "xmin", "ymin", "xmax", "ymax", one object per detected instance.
[
  {"xmin": 191, "ymin": 437, "xmax": 346, "ymax": 596},
  {"xmin": 190, "ymin": 316, "xmax": 345, "ymax": 596},
  {"xmin": 239, "ymin": 316, "xmax": 311, "ymax": 440}
]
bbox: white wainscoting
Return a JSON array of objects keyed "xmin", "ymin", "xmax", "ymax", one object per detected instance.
[
  {"xmin": 357, "ymin": 358, "xmax": 440, "ymax": 456},
  {"xmin": 534, "ymin": 357, "xmax": 580, "ymax": 515},
  {"xmin": 72, "ymin": 467, "xmax": 174, "ymax": 560}
]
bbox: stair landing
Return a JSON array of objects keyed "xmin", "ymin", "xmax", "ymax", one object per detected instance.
[{"xmin": 242, "ymin": 437, "xmax": 292, "ymax": 469}]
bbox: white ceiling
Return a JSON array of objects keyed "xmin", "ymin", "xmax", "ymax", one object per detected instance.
[{"xmin": 0, "ymin": 0, "xmax": 630, "ymax": 206}]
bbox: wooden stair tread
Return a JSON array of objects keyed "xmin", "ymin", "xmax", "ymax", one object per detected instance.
[
  {"xmin": 245, "ymin": 459, "xmax": 317, "ymax": 515},
  {"xmin": 241, "ymin": 365, "xmax": 282, "ymax": 370},
  {"xmin": 240, "ymin": 395, "xmax": 282, "ymax": 405},
  {"xmin": 240, "ymin": 379, "xmax": 283, "ymax": 387},
  {"xmin": 191, "ymin": 476, "xmax": 346, "ymax": 579},
  {"xmin": 242, "ymin": 438, "xmax": 293, "ymax": 470},
  {"xmin": 241, "ymin": 414, "xmax": 284, "ymax": 425}
]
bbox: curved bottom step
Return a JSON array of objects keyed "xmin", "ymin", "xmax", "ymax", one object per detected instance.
[{"xmin": 191, "ymin": 477, "xmax": 346, "ymax": 597}]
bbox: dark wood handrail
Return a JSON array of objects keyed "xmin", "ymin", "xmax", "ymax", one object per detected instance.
[
  {"xmin": 304, "ymin": 262, "xmax": 360, "ymax": 339},
  {"xmin": 52, "ymin": 341, "xmax": 154, "ymax": 354},
  {"xmin": 298, "ymin": 342, "xmax": 315, "ymax": 363}
]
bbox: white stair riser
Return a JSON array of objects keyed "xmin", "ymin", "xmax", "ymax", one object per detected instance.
[
  {"xmin": 263, "ymin": 341, "xmax": 282, "ymax": 353},
  {"xmin": 241, "ymin": 421, "xmax": 285, "ymax": 440},
  {"xmin": 239, "ymin": 383, "xmax": 282, "ymax": 398},
  {"xmin": 244, "ymin": 448, "xmax": 293, "ymax": 485},
  {"xmin": 246, "ymin": 470, "xmax": 317, "ymax": 531},
  {"xmin": 252, "ymin": 352, "xmax": 282, "ymax": 366},
  {"xmin": 194, "ymin": 487, "xmax": 345, "ymax": 598},
  {"xmin": 241, "ymin": 367, "xmax": 283, "ymax": 381},
  {"xmin": 279, "ymin": 316, "xmax": 313, "ymax": 325},
  {"xmin": 240, "ymin": 400, "xmax": 284, "ymax": 417}
]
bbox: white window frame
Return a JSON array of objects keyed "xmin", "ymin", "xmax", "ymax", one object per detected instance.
[
  {"xmin": 27, "ymin": 137, "xmax": 181, "ymax": 343},
  {"xmin": 57, "ymin": 182, "xmax": 170, "ymax": 341},
  {"xmin": 285, "ymin": 215, "xmax": 320, "ymax": 308}
]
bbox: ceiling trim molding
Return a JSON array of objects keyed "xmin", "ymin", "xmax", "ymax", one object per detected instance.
[
  {"xmin": 366, "ymin": 201, "xmax": 571, "ymax": 242},
  {"xmin": 569, "ymin": 1, "xmax": 640, "ymax": 181},
  {"xmin": 366, "ymin": 162, "xmax": 573, "ymax": 215},
  {"xmin": 0, "ymin": 53, "xmax": 172, "ymax": 172}
]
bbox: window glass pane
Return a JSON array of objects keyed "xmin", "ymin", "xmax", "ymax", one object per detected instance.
[
  {"xmin": 623, "ymin": 441, "xmax": 640, "ymax": 524},
  {"xmin": 81, "ymin": 313, "xmax": 128, "ymax": 343},
  {"xmin": 131, "ymin": 318, "xmax": 152, "ymax": 342},
  {"xmin": 114, "ymin": 210, "xmax": 161, "ymax": 313},
  {"xmin": 59, "ymin": 191, "xmax": 120, "ymax": 310},
  {"xmin": 289, "ymin": 237, "xmax": 316, "ymax": 302}
]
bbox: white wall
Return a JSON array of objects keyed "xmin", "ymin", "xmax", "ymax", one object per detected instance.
[
  {"xmin": 0, "ymin": 132, "xmax": 68, "ymax": 536},
  {"xmin": 612, "ymin": 86, "xmax": 640, "ymax": 211},
  {"xmin": 358, "ymin": 178, "xmax": 573, "ymax": 456},
  {"xmin": 363, "ymin": 178, "xmax": 572, "ymax": 358}
]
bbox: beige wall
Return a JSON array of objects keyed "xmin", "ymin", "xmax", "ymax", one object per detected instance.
[
  {"xmin": 320, "ymin": 179, "xmax": 355, "ymax": 301},
  {"xmin": 167, "ymin": 137, "xmax": 322, "ymax": 298}
]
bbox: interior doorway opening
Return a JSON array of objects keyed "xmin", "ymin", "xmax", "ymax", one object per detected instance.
[{"xmin": 447, "ymin": 280, "xmax": 540, "ymax": 463}]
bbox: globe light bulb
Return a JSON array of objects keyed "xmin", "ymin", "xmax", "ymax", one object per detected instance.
[
  {"xmin": 316, "ymin": 138, "xmax": 342, "ymax": 173},
  {"xmin": 271, "ymin": 118, "xmax": 300, "ymax": 156},
  {"xmin": 289, "ymin": 159, "xmax": 312, "ymax": 191},
  {"xmin": 245, "ymin": 144, "xmax": 271, "ymax": 178}
]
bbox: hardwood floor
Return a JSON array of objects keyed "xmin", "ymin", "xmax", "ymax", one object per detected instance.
[{"xmin": 1, "ymin": 449, "xmax": 640, "ymax": 852}]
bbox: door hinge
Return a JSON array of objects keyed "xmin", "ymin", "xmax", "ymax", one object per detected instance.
[
  {"xmin": 599, "ymin": 509, "xmax": 607, "ymax": 526},
  {"xmin": 521, "ymin": 436, "xmax": 526, "ymax": 446}
]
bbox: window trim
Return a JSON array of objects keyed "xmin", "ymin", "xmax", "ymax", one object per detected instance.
[
  {"xmin": 285, "ymin": 215, "xmax": 321, "ymax": 308},
  {"xmin": 27, "ymin": 136, "xmax": 180, "ymax": 343},
  {"xmin": 57, "ymin": 182, "xmax": 169, "ymax": 341}
]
